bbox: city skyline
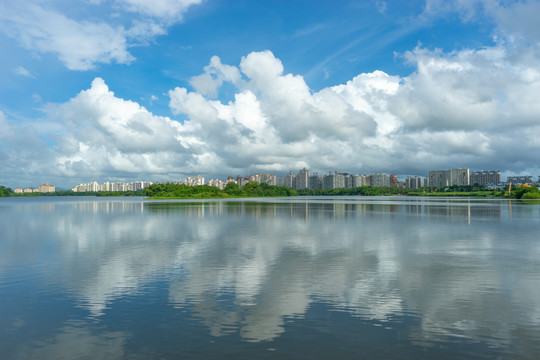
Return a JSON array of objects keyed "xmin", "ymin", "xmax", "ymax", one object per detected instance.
[
  {"xmin": 23, "ymin": 167, "xmax": 538, "ymax": 192},
  {"xmin": 5, "ymin": 165, "xmax": 540, "ymax": 191},
  {"xmin": 1, "ymin": 1, "xmax": 540, "ymax": 189}
]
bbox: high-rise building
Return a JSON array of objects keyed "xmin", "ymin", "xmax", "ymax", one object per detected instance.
[
  {"xmin": 334, "ymin": 173, "xmax": 346, "ymax": 189},
  {"xmin": 284, "ymin": 171, "xmax": 295, "ymax": 188},
  {"xmin": 87, "ymin": 181, "xmax": 100, "ymax": 192},
  {"xmin": 184, "ymin": 175, "xmax": 205, "ymax": 186},
  {"xmin": 429, "ymin": 168, "xmax": 470, "ymax": 187},
  {"xmin": 309, "ymin": 173, "xmax": 322, "ymax": 189},
  {"xmin": 261, "ymin": 173, "xmax": 277, "ymax": 186},
  {"xmin": 295, "ymin": 168, "xmax": 309, "ymax": 190},
  {"xmin": 389, "ymin": 175, "xmax": 399, "ymax": 188},
  {"xmin": 469, "ymin": 171, "xmax": 501, "ymax": 186},
  {"xmin": 207, "ymin": 179, "xmax": 225, "ymax": 189},
  {"xmin": 322, "ymin": 172, "xmax": 336, "ymax": 189},
  {"xmin": 236, "ymin": 175, "xmax": 243, "ymax": 186},
  {"xmin": 370, "ymin": 173, "xmax": 390, "ymax": 187},
  {"xmin": 405, "ymin": 177, "xmax": 423, "ymax": 189},
  {"xmin": 352, "ymin": 175, "xmax": 370, "ymax": 187}
]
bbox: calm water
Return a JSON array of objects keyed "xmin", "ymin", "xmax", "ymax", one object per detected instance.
[{"xmin": 1, "ymin": 196, "xmax": 540, "ymax": 359}]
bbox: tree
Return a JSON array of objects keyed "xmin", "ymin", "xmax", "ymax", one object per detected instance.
[{"xmin": 0, "ymin": 186, "xmax": 13, "ymax": 197}]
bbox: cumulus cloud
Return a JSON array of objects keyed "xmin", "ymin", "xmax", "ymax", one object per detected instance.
[
  {"xmin": 170, "ymin": 51, "xmax": 385, "ymax": 173},
  {"xmin": 168, "ymin": 45, "xmax": 540, "ymax": 176},
  {"xmin": 3, "ymin": 35, "xmax": 540, "ymax": 188},
  {"xmin": 48, "ymin": 78, "xmax": 202, "ymax": 180},
  {"xmin": 189, "ymin": 55, "xmax": 243, "ymax": 97}
]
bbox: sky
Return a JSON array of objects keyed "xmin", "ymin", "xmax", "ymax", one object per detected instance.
[{"xmin": 1, "ymin": 0, "xmax": 540, "ymax": 189}]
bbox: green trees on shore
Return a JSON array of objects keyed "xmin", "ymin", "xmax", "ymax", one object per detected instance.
[
  {"xmin": 143, "ymin": 182, "xmax": 297, "ymax": 199},
  {"xmin": 2, "ymin": 182, "xmax": 539, "ymax": 199},
  {"xmin": 0, "ymin": 186, "xmax": 13, "ymax": 197},
  {"xmin": 509, "ymin": 185, "xmax": 540, "ymax": 199},
  {"xmin": 0, "ymin": 188, "xmax": 143, "ymax": 197}
]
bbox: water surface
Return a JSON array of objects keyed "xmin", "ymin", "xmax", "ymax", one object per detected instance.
[{"xmin": 1, "ymin": 196, "xmax": 539, "ymax": 359}]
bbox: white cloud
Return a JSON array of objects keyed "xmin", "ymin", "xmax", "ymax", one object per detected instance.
[
  {"xmin": 375, "ymin": 1, "xmax": 387, "ymax": 14},
  {"xmin": 0, "ymin": 0, "xmax": 202, "ymax": 71},
  {"xmin": 117, "ymin": 0, "xmax": 202, "ymax": 21},
  {"xmin": 169, "ymin": 46, "xmax": 540, "ymax": 176},
  {"xmin": 421, "ymin": 0, "xmax": 540, "ymax": 43},
  {"xmin": 0, "ymin": 2, "xmax": 134, "ymax": 71},
  {"xmin": 189, "ymin": 56, "xmax": 243, "ymax": 97},
  {"xmin": 13, "ymin": 66, "xmax": 35, "ymax": 78},
  {"xmin": 48, "ymin": 78, "xmax": 202, "ymax": 179}
]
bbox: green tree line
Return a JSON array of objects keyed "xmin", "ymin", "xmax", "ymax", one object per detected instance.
[
  {"xmin": 143, "ymin": 182, "xmax": 298, "ymax": 199},
  {"xmin": 0, "ymin": 186, "xmax": 14, "ymax": 197},
  {"xmin": 0, "ymin": 187, "xmax": 143, "ymax": 197}
]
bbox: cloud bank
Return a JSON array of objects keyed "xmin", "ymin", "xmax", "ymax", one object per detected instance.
[{"xmin": 2, "ymin": 40, "xmax": 540, "ymax": 187}]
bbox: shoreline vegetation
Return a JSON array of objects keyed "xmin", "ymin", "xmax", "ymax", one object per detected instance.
[{"xmin": 2, "ymin": 183, "xmax": 540, "ymax": 199}]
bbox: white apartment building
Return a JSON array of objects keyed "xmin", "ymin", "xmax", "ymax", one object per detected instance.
[{"xmin": 184, "ymin": 175, "xmax": 205, "ymax": 186}]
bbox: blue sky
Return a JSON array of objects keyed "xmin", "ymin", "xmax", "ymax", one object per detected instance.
[{"xmin": 1, "ymin": 0, "xmax": 539, "ymax": 188}]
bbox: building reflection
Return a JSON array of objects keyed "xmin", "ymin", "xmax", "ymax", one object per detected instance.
[{"xmin": 145, "ymin": 199, "xmax": 504, "ymax": 224}]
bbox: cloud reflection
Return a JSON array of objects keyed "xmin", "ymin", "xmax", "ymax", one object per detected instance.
[
  {"xmin": 2, "ymin": 197, "xmax": 540, "ymax": 351},
  {"xmin": 14, "ymin": 321, "xmax": 128, "ymax": 360}
]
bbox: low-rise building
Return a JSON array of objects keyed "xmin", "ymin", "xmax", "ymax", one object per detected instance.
[
  {"xmin": 507, "ymin": 176, "xmax": 533, "ymax": 185},
  {"xmin": 37, "ymin": 183, "xmax": 55, "ymax": 193}
]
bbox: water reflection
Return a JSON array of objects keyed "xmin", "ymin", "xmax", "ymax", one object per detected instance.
[
  {"xmin": 14, "ymin": 321, "xmax": 128, "ymax": 359},
  {"xmin": 1, "ymin": 197, "xmax": 540, "ymax": 357}
]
